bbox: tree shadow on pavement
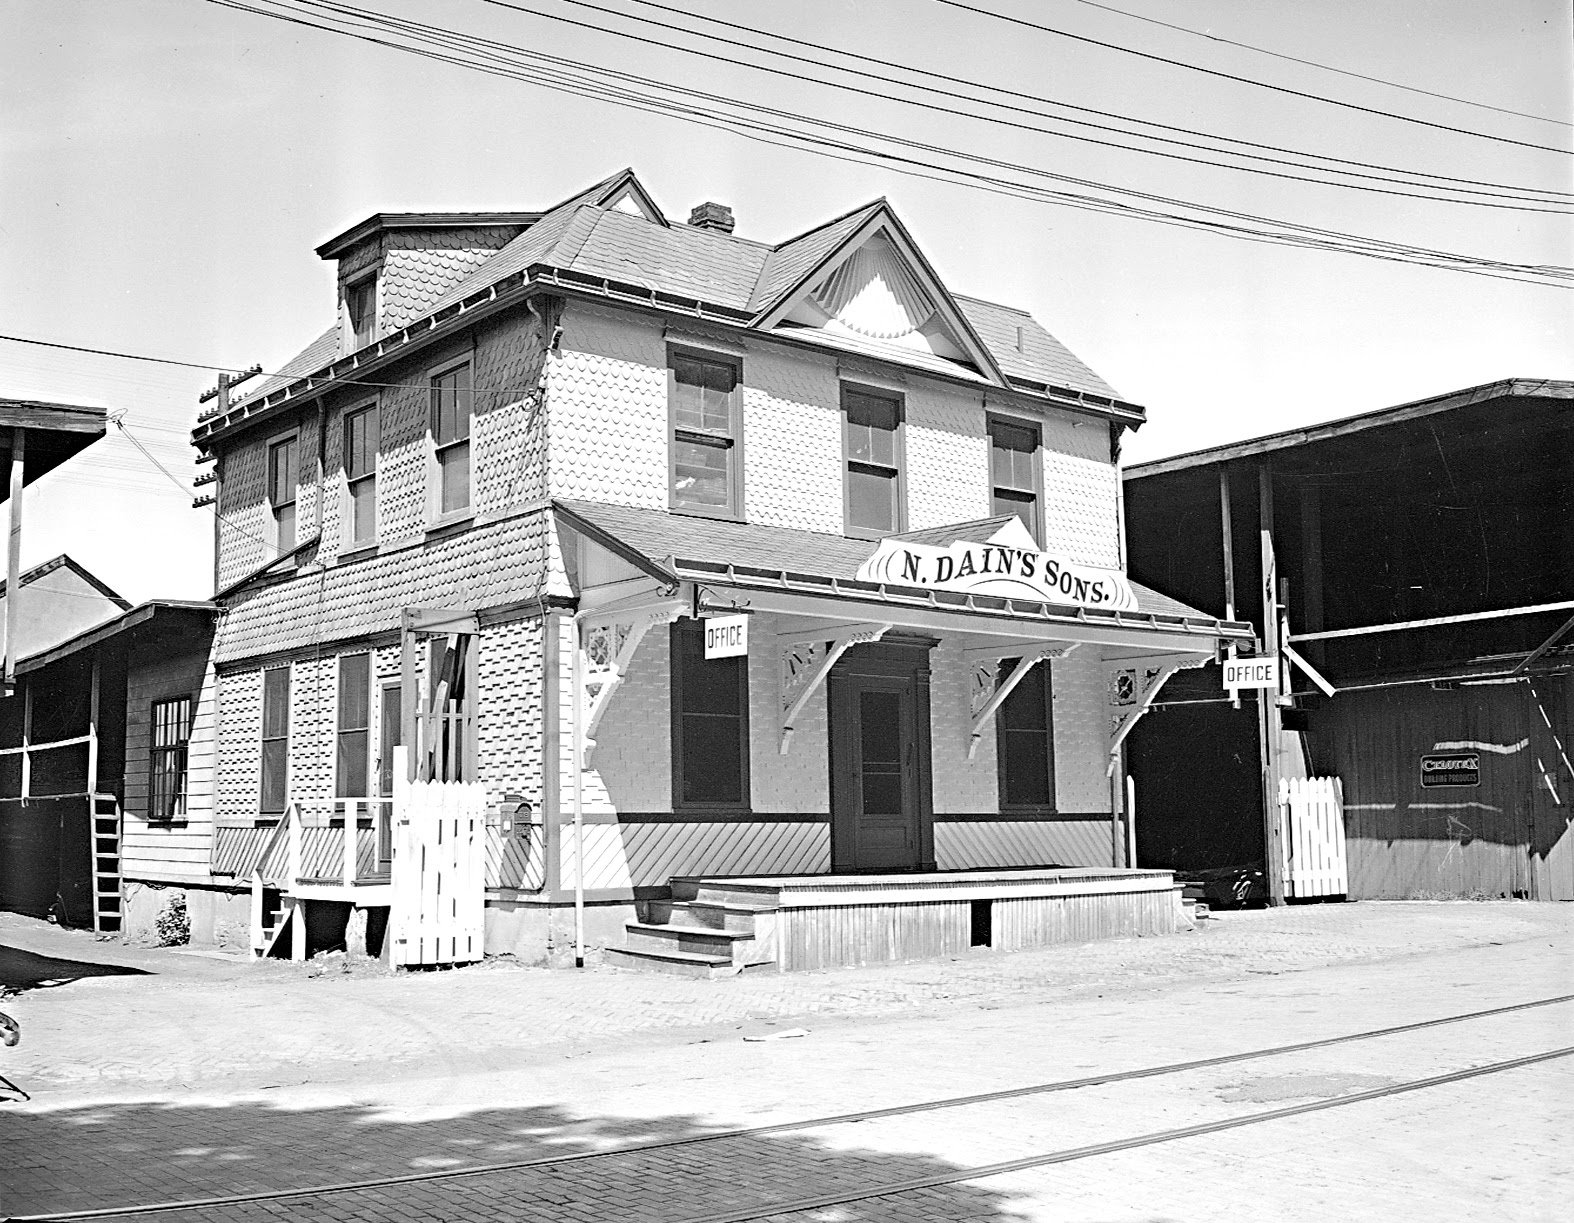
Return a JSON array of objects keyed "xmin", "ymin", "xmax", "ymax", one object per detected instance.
[
  {"xmin": 0, "ymin": 1094, "xmax": 1185, "ymax": 1222},
  {"xmin": 0, "ymin": 945, "xmax": 149, "ymax": 998}
]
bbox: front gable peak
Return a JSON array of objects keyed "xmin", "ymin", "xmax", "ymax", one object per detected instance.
[{"xmin": 754, "ymin": 204, "xmax": 1007, "ymax": 385}]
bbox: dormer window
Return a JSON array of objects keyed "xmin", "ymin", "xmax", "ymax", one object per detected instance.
[{"xmin": 346, "ymin": 274, "xmax": 377, "ymax": 351}]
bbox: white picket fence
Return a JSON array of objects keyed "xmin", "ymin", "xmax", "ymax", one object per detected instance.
[
  {"xmin": 389, "ymin": 768, "xmax": 487, "ymax": 968},
  {"xmin": 1277, "ymin": 776, "xmax": 1349, "ymax": 898}
]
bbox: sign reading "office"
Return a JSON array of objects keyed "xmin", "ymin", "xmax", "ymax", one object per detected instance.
[
  {"xmin": 703, "ymin": 614, "xmax": 749, "ymax": 659},
  {"xmin": 1420, "ymin": 752, "xmax": 1480, "ymax": 787},
  {"xmin": 1222, "ymin": 658, "xmax": 1279, "ymax": 690}
]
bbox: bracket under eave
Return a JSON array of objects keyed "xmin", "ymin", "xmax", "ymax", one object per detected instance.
[
  {"xmin": 966, "ymin": 644, "xmax": 1078, "ymax": 760},
  {"xmin": 778, "ymin": 622, "xmax": 890, "ymax": 754}
]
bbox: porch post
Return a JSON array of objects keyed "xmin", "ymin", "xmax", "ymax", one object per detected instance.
[{"xmin": 570, "ymin": 617, "xmax": 586, "ymax": 969}]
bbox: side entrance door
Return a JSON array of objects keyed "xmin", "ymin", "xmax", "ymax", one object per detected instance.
[{"xmin": 828, "ymin": 640, "xmax": 935, "ymax": 873}]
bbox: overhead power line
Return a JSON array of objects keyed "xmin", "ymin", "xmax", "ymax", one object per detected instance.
[
  {"xmin": 497, "ymin": 0, "xmax": 1571, "ymax": 212},
  {"xmin": 931, "ymin": 0, "xmax": 1573, "ymax": 156},
  {"xmin": 202, "ymin": 0, "xmax": 1574, "ymax": 288},
  {"xmin": 1062, "ymin": 0, "xmax": 1572, "ymax": 129},
  {"xmin": 550, "ymin": 0, "xmax": 1573, "ymax": 204}
]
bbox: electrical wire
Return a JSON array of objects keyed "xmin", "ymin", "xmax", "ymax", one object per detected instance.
[
  {"xmin": 931, "ymin": 0, "xmax": 1573, "ymax": 155},
  {"xmin": 202, "ymin": 0, "xmax": 1574, "ymax": 288},
  {"xmin": 1062, "ymin": 0, "xmax": 1572, "ymax": 128},
  {"xmin": 537, "ymin": 0, "xmax": 1574, "ymax": 205}
]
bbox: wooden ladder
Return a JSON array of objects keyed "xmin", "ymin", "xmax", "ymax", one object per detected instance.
[{"xmin": 91, "ymin": 793, "xmax": 123, "ymax": 934}]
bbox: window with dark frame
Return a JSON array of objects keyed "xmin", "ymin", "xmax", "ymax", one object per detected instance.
[
  {"xmin": 347, "ymin": 275, "xmax": 377, "ymax": 350},
  {"xmin": 378, "ymin": 683, "xmax": 402, "ymax": 797},
  {"xmin": 670, "ymin": 621, "xmax": 750, "ymax": 810},
  {"xmin": 843, "ymin": 386, "xmax": 904, "ymax": 537},
  {"xmin": 260, "ymin": 666, "xmax": 291, "ymax": 815},
  {"xmin": 988, "ymin": 417, "xmax": 1042, "ymax": 542},
  {"xmin": 268, "ymin": 435, "xmax": 298, "ymax": 554},
  {"xmin": 344, "ymin": 404, "xmax": 378, "ymax": 545},
  {"xmin": 431, "ymin": 361, "xmax": 472, "ymax": 517},
  {"xmin": 996, "ymin": 660, "xmax": 1056, "ymax": 811},
  {"xmin": 335, "ymin": 654, "xmax": 371, "ymax": 799},
  {"xmin": 148, "ymin": 696, "xmax": 193, "ymax": 821},
  {"xmin": 668, "ymin": 350, "xmax": 742, "ymax": 517}
]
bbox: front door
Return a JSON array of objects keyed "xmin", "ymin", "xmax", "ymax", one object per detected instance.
[{"xmin": 829, "ymin": 642, "xmax": 934, "ymax": 873}]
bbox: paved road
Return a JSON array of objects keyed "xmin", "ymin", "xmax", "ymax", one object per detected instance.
[{"xmin": 3, "ymin": 902, "xmax": 1571, "ymax": 1221}]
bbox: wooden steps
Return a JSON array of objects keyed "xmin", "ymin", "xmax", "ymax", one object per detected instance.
[{"xmin": 609, "ymin": 879, "xmax": 782, "ymax": 976}]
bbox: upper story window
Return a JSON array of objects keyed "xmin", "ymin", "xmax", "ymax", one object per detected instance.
[
  {"xmin": 997, "ymin": 660, "xmax": 1055, "ymax": 811},
  {"xmin": 668, "ymin": 349, "xmax": 743, "ymax": 518},
  {"xmin": 670, "ymin": 620, "xmax": 750, "ymax": 811},
  {"xmin": 842, "ymin": 385, "xmax": 905, "ymax": 538},
  {"xmin": 430, "ymin": 360, "xmax": 472, "ymax": 518},
  {"xmin": 344, "ymin": 403, "xmax": 378, "ymax": 546},
  {"xmin": 149, "ymin": 695, "xmax": 193, "ymax": 822},
  {"xmin": 267, "ymin": 434, "xmax": 298, "ymax": 554},
  {"xmin": 260, "ymin": 665, "xmax": 291, "ymax": 816},
  {"xmin": 988, "ymin": 416, "xmax": 1042, "ymax": 542},
  {"xmin": 346, "ymin": 274, "xmax": 377, "ymax": 351}
]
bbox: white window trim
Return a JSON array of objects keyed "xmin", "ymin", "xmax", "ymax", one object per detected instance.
[
  {"xmin": 265, "ymin": 428, "xmax": 301, "ymax": 558},
  {"xmin": 426, "ymin": 355, "xmax": 475, "ymax": 528},
  {"xmin": 344, "ymin": 270, "xmax": 379, "ymax": 353},
  {"xmin": 333, "ymin": 652, "xmax": 375, "ymax": 801},
  {"xmin": 667, "ymin": 344, "xmax": 745, "ymax": 521},
  {"xmin": 340, "ymin": 399, "xmax": 379, "ymax": 554},
  {"xmin": 840, "ymin": 381, "xmax": 907, "ymax": 540},
  {"xmin": 986, "ymin": 411, "xmax": 1045, "ymax": 545}
]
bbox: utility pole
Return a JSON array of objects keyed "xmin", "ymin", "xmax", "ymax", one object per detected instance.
[{"xmin": 1258, "ymin": 462, "xmax": 1287, "ymax": 906}]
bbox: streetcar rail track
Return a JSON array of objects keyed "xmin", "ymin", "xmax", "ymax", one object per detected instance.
[
  {"xmin": 10, "ymin": 991, "xmax": 1573, "ymax": 1222},
  {"xmin": 672, "ymin": 1044, "xmax": 1574, "ymax": 1223}
]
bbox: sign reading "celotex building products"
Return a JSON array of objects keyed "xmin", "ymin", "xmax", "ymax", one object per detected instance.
[{"xmin": 1420, "ymin": 752, "xmax": 1481, "ymax": 787}]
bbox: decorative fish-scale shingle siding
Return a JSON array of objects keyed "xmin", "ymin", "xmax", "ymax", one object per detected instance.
[
  {"xmin": 742, "ymin": 346, "xmax": 843, "ymax": 535},
  {"xmin": 545, "ymin": 303, "xmax": 1121, "ymax": 553},
  {"xmin": 213, "ymin": 509, "xmax": 551, "ymax": 664},
  {"xmin": 215, "ymin": 436, "xmax": 271, "ymax": 590},
  {"xmin": 288, "ymin": 657, "xmax": 336, "ymax": 805},
  {"xmin": 215, "ymin": 668, "xmax": 263, "ymax": 825},
  {"xmin": 380, "ymin": 227, "xmax": 525, "ymax": 333},
  {"xmin": 1041, "ymin": 415, "xmax": 1121, "ymax": 569},
  {"xmin": 476, "ymin": 617, "xmax": 547, "ymax": 812},
  {"xmin": 547, "ymin": 305, "xmax": 668, "ymax": 510}
]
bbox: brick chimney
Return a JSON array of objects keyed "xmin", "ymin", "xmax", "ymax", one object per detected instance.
[{"xmin": 688, "ymin": 201, "xmax": 735, "ymax": 234}]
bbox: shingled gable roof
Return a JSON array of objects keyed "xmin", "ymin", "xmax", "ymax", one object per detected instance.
[
  {"xmin": 203, "ymin": 170, "xmax": 1138, "ymax": 442},
  {"xmin": 749, "ymin": 200, "xmax": 1009, "ymax": 388}
]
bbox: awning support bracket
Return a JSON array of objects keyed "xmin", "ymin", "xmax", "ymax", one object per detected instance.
[
  {"xmin": 778, "ymin": 622, "xmax": 890, "ymax": 754},
  {"xmin": 1105, "ymin": 654, "xmax": 1211, "ymax": 776},
  {"xmin": 966, "ymin": 644, "xmax": 1078, "ymax": 760},
  {"xmin": 580, "ymin": 598, "xmax": 685, "ymax": 766}
]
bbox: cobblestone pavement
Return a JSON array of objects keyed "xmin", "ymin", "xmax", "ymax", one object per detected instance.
[{"xmin": 3, "ymin": 901, "xmax": 1571, "ymax": 1221}]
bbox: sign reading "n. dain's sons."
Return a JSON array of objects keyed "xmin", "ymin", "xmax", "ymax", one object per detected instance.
[{"xmin": 854, "ymin": 519, "xmax": 1137, "ymax": 611}]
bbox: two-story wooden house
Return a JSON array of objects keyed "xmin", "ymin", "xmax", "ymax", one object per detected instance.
[{"xmin": 191, "ymin": 169, "xmax": 1251, "ymax": 971}]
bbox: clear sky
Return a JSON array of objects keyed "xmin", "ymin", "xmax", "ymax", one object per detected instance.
[{"xmin": 3, "ymin": 0, "xmax": 1570, "ymax": 603}]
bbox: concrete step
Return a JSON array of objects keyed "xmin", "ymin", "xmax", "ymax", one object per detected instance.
[
  {"xmin": 604, "ymin": 946, "xmax": 742, "ymax": 979},
  {"xmin": 622, "ymin": 921, "xmax": 774, "ymax": 966},
  {"xmin": 645, "ymin": 898, "xmax": 777, "ymax": 932},
  {"xmin": 670, "ymin": 877, "xmax": 782, "ymax": 908}
]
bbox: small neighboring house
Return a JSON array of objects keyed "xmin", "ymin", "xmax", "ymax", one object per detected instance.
[
  {"xmin": 0, "ymin": 585, "xmax": 216, "ymax": 932},
  {"xmin": 188, "ymin": 168, "xmax": 1249, "ymax": 968},
  {"xmin": 1123, "ymin": 379, "xmax": 1574, "ymax": 903}
]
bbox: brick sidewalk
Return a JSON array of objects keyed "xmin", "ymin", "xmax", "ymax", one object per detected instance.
[{"xmin": 2, "ymin": 901, "xmax": 1570, "ymax": 1221}]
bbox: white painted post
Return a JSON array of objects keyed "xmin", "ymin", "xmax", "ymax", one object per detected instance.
[{"xmin": 342, "ymin": 800, "xmax": 355, "ymax": 889}]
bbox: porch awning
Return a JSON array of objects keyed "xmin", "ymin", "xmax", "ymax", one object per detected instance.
[{"xmin": 554, "ymin": 498, "xmax": 1253, "ymax": 649}]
